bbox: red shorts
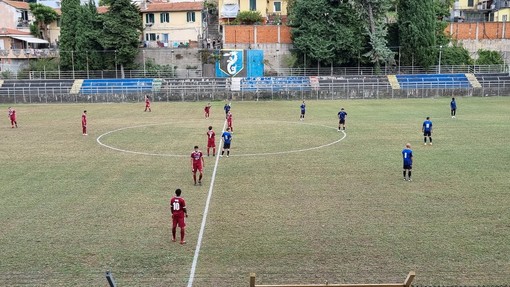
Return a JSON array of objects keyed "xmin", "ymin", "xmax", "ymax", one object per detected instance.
[
  {"xmin": 172, "ymin": 214, "xmax": 186, "ymax": 228},
  {"xmin": 207, "ymin": 140, "xmax": 215, "ymax": 148},
  {"xmin": 192, "ymin": 163, "xmax": 203, "ymax": 172},
  {"xmin": 145, "ymin": 103, "xmax": 150, "ymax": 108},
  {"xmin": 10, "ymin": 116, "xmax": 16, "ymax": 121}
]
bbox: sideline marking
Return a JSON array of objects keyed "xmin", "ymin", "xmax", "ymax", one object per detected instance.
[
  {"xmin": 186, "ymin": 108, "xmax": 228, "ymax": 287},
  {"xmin": 96, "ymin": 121, "xmax": 346, "ymax": 157}
]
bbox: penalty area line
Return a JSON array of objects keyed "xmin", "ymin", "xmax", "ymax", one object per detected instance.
[{"xmin": 186, "ymin": 103, "xmax": 229, "ymax": 287}]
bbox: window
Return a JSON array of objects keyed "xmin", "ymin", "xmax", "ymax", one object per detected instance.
[
  {"xmin": 145, "ymin": 13, "xmax": 155, "ymax": 24},
  {"xmin": 503, "ymin": 15, "xmax": 508, "ymax": 22},
  {"xmin": 160, "ymin": 12, "xmax": 169, "ymax": 23},
  {"xmin": 56, "ymin": 18, "xmax": 61, "ymax": 27},
  {"xmin": 273, "ymin": 1, "xmax": 281, "ymax": 12},
  {"xmin": 467, "ymin": 0, "xmax": 474, "ymax": 7},
  {"xmin": 250, "ymin": 0, "xmax": 256, "ymax": 11},
  {"xmin": 145, "ymin": 33, "xmax": 156, "ymax": 41},
  {"xmin": 187, "ymin": 11, "xmax": 196, "ymax": 22}
]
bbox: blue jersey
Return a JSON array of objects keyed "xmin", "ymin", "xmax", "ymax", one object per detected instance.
[
  {"xmin": 224, "ymin": 104, "xmax": 231, "ymax": 113},
  {"xmin": 402, "ymin": 148, "xmax": 413, "ymax": 166},
  {"xmin": 300, "ymin": 103, "xmax": 306, "ymax": 111},
  {"xmin": 450, "ymin": 100, "xmax": 457, "ymax": 109},
  {"xmin": 222, "ymin": 131, "xmax": 232, "ymax": 144},
  {"xmin": 338, "ymin": 111, "xmax": 347, "ymax": 120},
  {"xmin": 423, "ymin": 120, "xmax": 432, "ymax": 132}
]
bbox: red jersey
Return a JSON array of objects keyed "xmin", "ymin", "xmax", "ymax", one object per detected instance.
[
  {"xmin": 81, "ymin": 113, "xmax": 87, "ymax": 126},
  {"xmin": 227, "ymin": 113, "xmax": 232, "ymax": 124},
  {"xmin": 145, "ymin": 98, "xmax": 150, "ymax": 106},
  {"xmin": 9, "ymin": 109, "xmax": 16, "ymax": 120},
  {"xmin": 204, "ymin": 106, "xmax": 210, "ymax": 113},
  {"xmin": 170, "ymin": 196, "xmax": 186, "ymax": 217},
  {"xmin": 191, "ymin": 150, "xmax": 203, "ymax": 166},
  {"xmin": 207, "ymin": 130, "xmax": 215, "ymax": 142}
]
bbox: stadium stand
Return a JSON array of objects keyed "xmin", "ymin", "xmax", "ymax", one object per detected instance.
[
  {"xmin": 474, "ymin": 73, "xmax": 510, "ymax": 87},
  {"xmin": 0, "ymin": 79, "xmax": 74, "ymax": 96},
  {"xmin": 79, "ymin": 78, "xmax": 154, "ymax": 94},
  {"xmin": 240, "ymin": 77, "xmax": 312, "ymax": 91},
  {"xmin": 396, "ymin": 74, "xmax": 471, "ymax": 89},
  {"xmin": 318, "ymin": 75, "xmax": 391, "ymax": 88}
]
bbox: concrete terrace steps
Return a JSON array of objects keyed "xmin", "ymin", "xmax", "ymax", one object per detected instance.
[
  {"xmin": 387, "ymin": 75, "xmax": 400, "ymax": 89},
  {"xmin": 465, "ymin": 73, "xmax": 481, "ymax": 88},
  {"xmin": 70, "ymin": 79, "xmax": 84, "ymax": 94}
]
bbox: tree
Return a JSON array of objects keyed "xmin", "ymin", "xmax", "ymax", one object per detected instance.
[
  {"xmin": 356, "ymin": 0, "xmax": 394, "ymax": 72},
  {"xmin": 440, "ymin": 44, "xmax": 473, "ymax": 65},
  {"xmin": 398, "ymin": 0, "xmax": 436, "ymax": 67},
  {"xmin": 476, "ymin": 49, "xmax": 504, "ymax": 65},
  {"xmin": 29, "ymin": 3, "xmax": 58, "ymax": 40},
  {"xmin": 288, "ymin": 0, "xmax": 365, "ymax": 66},
  {"xmin": 74, "ymin": 1, "xmax": 106, "ymax": 71},
  {"xmin": 99, "ymin": 0, "xmax": 142, "ymax": 77},
  {"xmin": 59, "ymin": 0, "xmax": 81, "ymax": 70}
]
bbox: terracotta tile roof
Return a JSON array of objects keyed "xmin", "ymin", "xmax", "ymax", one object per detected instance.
[
  {"xmin": 0, "ymin": 27, "xmax": 31, "ymax": 35},
  {"xmin": 97, "ymin": 5, "xmax": 108, "ymax": 14},
  {"xmin": 54, "ymin": 6, "xmax": 107, "ymax": 15},
  {"xmin": 3, "ymin": 0, "xmax": 30, "ymax": 9},
  {"xmin": 141, "ymin": 1, "xmax": 203, "ymax": 13}
]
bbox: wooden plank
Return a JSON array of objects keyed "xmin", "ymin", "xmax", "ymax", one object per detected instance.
[
  {"xmin": 256, "ymin": 284, "xmax": 404, "ymax": 287},
  {"xmin": 403, "ymin": 271, "xmax": 415, "ymax": 287}
]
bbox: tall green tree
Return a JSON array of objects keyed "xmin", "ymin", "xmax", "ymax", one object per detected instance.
[
  {"xmin": 29, "ymin": 3, "xmax": 58, "ymax": 41},
  {"xmin": 74, "ymin": 1, "xmax": 105, "ymax": 70},
  {"xmin": 99, "ymin": 0, "xmax": 142, "ymax": 77},
  {"xmin": 288, "ymin": 0, "xmax": 365, "ymax": 66},
  {"xmin": 356, "ymin": 0, "xmax": 394, "ymax": 71},
  {"xmin": 398, "ymin": 0, "xmax": 436, "ymax": 67},
  {"xmin": 59, "ymin": 0, "xmax": 81, "ymax": 70}
]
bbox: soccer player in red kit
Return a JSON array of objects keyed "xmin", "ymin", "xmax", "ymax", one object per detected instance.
[
  {"xmin": 204, "ymin": 103, "xmax": 211, "ymax": 119},
  {"xmin": 8, "ymin": 107, "xmax": 17, "ymax": 128},
  {"xmin": 206, "ymin": 126, "xmax": 216, "ymax": 156},
  {"xmin": 144, "ymin": 95, "xmax": 151, "ymax": 112},
  {"xmin": 227, "ymin": 111, "xmax": 233, "ymax": 132},
  {"xmin": 170, "ymin": 188, "xmax": 188, "ymax": 244},
  {"xmin": 81, "ymin": 110, "xmax": 87, "ymax": 135},
  {"xmin": 191, "ymin": 145, "xmax": 204, "ymax": 185}
]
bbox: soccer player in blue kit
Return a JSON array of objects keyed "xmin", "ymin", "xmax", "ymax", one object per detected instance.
[
  {"xmin": 450, "ymin": 98, "xmax": 457, "ymax": 118},
  {"xmin": 337, "ymin": 107, "xmax": 347, "ymax": 131},
  {"xmin": 422, "ymin": 117, "xmax": 433, "ymax": 145},
  {"xmin": 221, "ymin": 127, "xmax": 233, "ymax": 157},
  {"xmin": 300, "ymin": 101, "xmax": 306, "ymax": 121},
  {"xmin": 402, "ymin": 143, "xmax": 413, "ymax": 181}
]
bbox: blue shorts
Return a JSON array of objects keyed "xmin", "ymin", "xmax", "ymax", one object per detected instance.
[
  {"xmin": 403, "ymin": 164, "xmax": 412, "ymax": 170},
  {"xmin": 423, "ymin": 131, "xmax": 431, "ymax": 137}
]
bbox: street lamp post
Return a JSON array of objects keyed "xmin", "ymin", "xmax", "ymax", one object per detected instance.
[{"xmin": 438, "ymin": 45, "xmax": 443, "ymax": 74}]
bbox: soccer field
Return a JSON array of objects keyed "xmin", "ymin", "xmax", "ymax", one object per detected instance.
[{"xmin": 1, "ymin": 97, "xmax": 509, "ymax": 286}]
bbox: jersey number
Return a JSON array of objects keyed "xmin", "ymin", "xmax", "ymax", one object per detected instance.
[
  {"xmin": 426, "ymin": 124, "xmax": 430, "ymax": 128},
  {"xmin": 404, "ymin": 153, "xmax": 408, "ymax": 158},
  {"xmin": 173, "ymin": 202, "xmax": 181, "ymax": 211}
]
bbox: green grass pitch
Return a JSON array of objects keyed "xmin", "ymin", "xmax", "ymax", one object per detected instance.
[{"xmin": 0, "ymin": 97, "xmax": 509, "ymax": 286}]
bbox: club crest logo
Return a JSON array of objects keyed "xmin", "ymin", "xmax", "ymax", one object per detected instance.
[{"xmin": 219, "ymin": 50, "xmax": 244, "ymax": 77}]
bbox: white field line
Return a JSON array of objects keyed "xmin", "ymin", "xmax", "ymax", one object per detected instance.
[
  {"xmin": 96, "ymin": 121, "xmax": 346, "ymax": 158},
  {"xmin": 96, "ymin": 123, "xmax": 188, "ymax": 158},
  {"xmin": 186, "ymin": 106, "xmax": 229, "ymax": 287}
]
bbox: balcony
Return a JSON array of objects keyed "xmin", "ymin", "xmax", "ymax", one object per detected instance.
[{"xmin": 0, "ymin": 49, "xmax": 59, "ymax": 59}]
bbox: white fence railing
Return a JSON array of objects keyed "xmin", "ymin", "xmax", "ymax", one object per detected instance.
[{"xmin": 0, "ymin": 65, "xmax": 507, "ymax": 80}]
